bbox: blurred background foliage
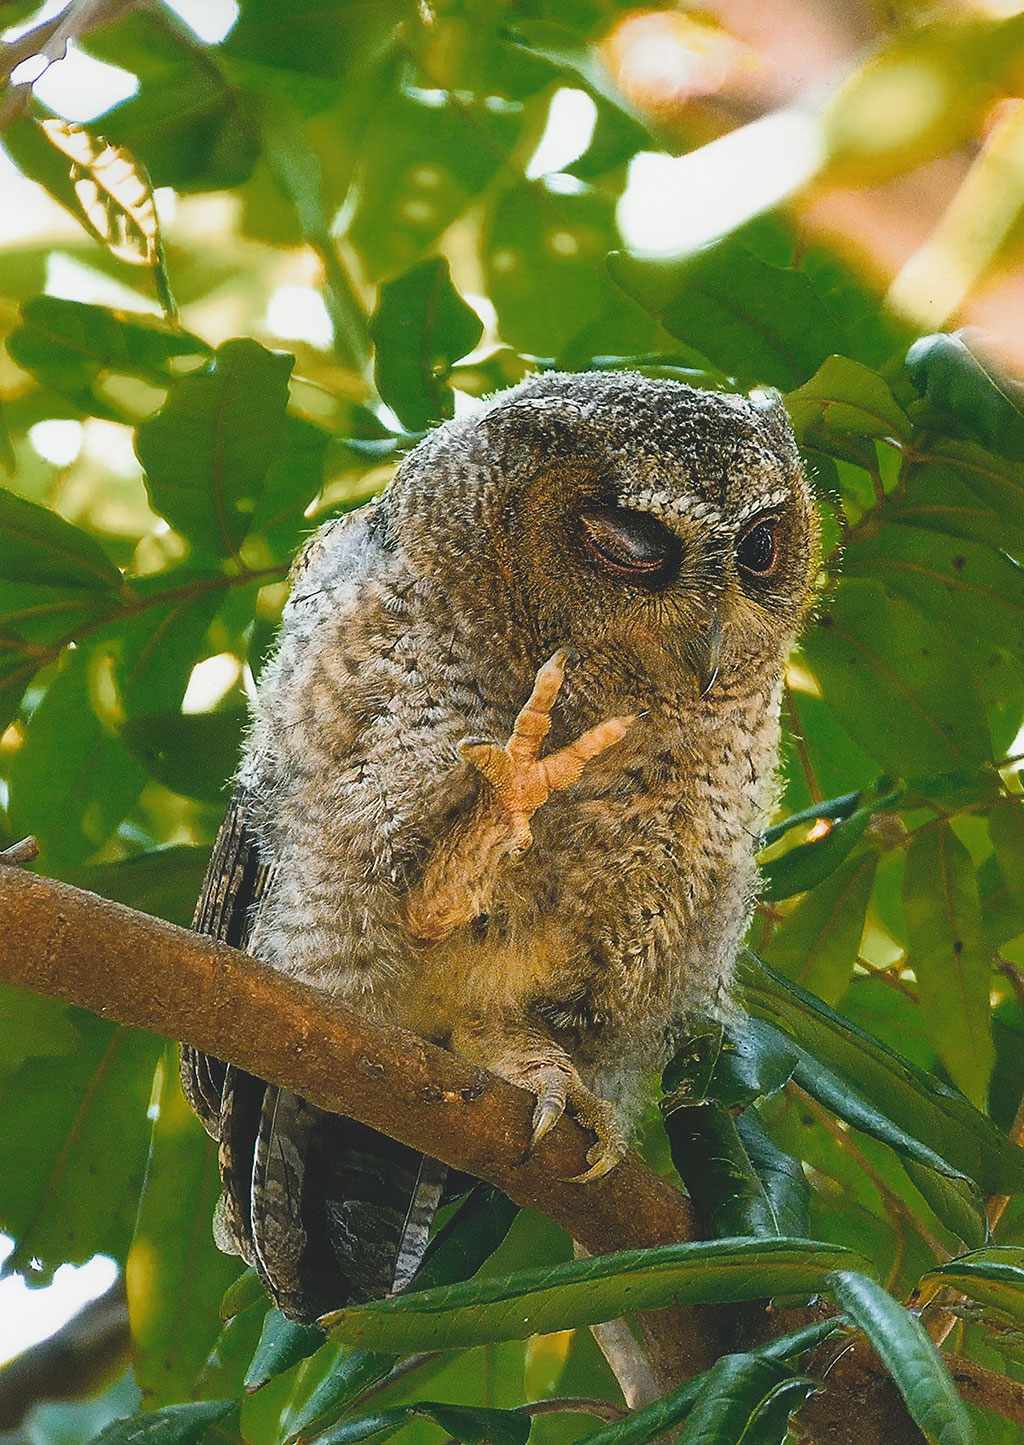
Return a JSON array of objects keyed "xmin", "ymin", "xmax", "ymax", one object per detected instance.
[{"xmin": 4, "ymin": 0, "xmax": 1024, "ymax": 1441}]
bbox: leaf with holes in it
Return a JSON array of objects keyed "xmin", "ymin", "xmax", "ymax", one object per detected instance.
[
  {"xmin": 135, "ymin": 339, "xmax": 294, "ymax": 558},
  {"xmin": 370, "ymin": 258, "xmax": 482, "ymax": 431},
  {"xmin": 902, "ymin": 823, "xmax": 994, "ymax": 1109},
  {"xmin": 40, "ymin": 118, "xmax": 160, "ymax": 268}
]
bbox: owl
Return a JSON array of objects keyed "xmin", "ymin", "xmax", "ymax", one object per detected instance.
[{"xmin": 181, "ymin": 371, "xmax": 819, "ymax": 1323}]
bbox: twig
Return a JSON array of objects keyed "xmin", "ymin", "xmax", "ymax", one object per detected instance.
[
  {"xmin": 0, "ymin": 836, "xmax": 38, "ymax": 866},
  {"xmin": 514, "ymin": 1397, "xmax": 630, "ymax": 1423}
]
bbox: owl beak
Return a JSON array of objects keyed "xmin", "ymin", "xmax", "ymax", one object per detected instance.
[{"xmin": 695, "ymin": 615, "xmax": 723, "ymax": 697}]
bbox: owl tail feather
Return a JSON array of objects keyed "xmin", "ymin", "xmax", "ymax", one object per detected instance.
[{"xmin": 205, "ymin": 1059, "xmax": 448, "ymax": 1324}]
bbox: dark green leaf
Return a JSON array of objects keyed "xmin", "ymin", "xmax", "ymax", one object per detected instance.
[
  {"xmin": 900, "ymin": 1158, "xmax": 988, "ymax": 1249},
  {"xmin": 221, "ymin": 1267, "xmax": 264, "ymax": 1322},
  {"xmin": 246, "ymin": 1310, "xmax": 325, "ymax": 1392},
  {"xmin": 761, "ymin": 791, "xmax": 863, "ymax": 848},
  {"xmin": 129, "ymin": 1049, "xmax": 243, "ymax": 1406},
  {"xmin": 763, "ymin": 850, "xmax": 877, "ymax": 1003},
  {"xmin": 123, "ymin": 710, "xmax": 244, "ymax": 802},
  {"xmin": 0, "ymin": 985, "xmax": 78, "ymax": 1077},
  {"xmin": 99, "ymin": 68, "xmax": 260, "ymax": 192},
  {"xmin": 309, "ymin": 1402, "xmax": 530, "ymax": 1445},
  {"xmin": 924, "ymin": 1246, "xmax": 1024, "ymax": 1326},
  {"xmin": 0, "ymin": 486, "xmax": 123, "ymax": 591},
  {"xmin": 663, "ymin": 1102, "xmax": 784, "ymax": 1238},
  {"xmin": 113, "ymin": 572, "xmax": 228, "ymax": 720},
  {"xmin": 662, "ymin": 1016, "xmax": 798, "ymax": 1108},
  {"xmin": 321, "ymin": 1239, "xmax": 862, "ymax": 1353},
  {"xmin": 0, "ymin": 1014, "xmax": 161, "ymax": 1279},
  {"xmin": 906, "ymin": 331, "xmax": 1024, "ymax": 462},
  {"xmin": 736, "ymin": 1110, "xmax": 811, "ymax": 1239},
  {"xmin": 252, "ymin": 414, "xmax": 330, "ymax": 558},
  {"xmin": 608, "ymin": 243, "xmax": 843, "ymax": 390},
  {"xmin": 800, "ymin": 579, "xmax": 991, "ymax": 777},
  {"xmin": 370, "ymin": 258, "xmax": 482, "ymax": 431},
  {"xmin": 135, "ymin": 338, "xmax": 294, "ymax": 558},
  {"xmin": 736, "ymin": 954, "xmax": 1024, "ymax": 1196},
  {"xmin": 761, "ymin": 805, "xmax": 871, "ymax": 902},
  {"xmin": 786, "ymin": 355, "xmax": 911, "ymax": 449},
  {"xmin": 674, "ymin": 1354, "xmax": 802, "ymax": 1445},
  {"xmin": 826, "ymin": 1270, "xmax": 976, "ymax": 1445},
  {"xmin": 7, "ymin": 297, "xmax": 209, "ymax": 421},
  {"xmin": 222, "ymin": 0, "xmax": 411, "ymax": 86},
  {"xmin": 903, "ymin": 823, "xmax": 994, "ymax": 1108},
  {"xmin": 90, "ymin": 1399, "xmax": 239, "ymax": 1444}
]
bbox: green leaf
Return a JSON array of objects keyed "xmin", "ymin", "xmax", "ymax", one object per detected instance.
[
  {"xmin": 825, "ymin": 1270, "xmax": 977, "ymax": 1445},
  {"xmin": 221, "ymin": 1267, "xmax": 264, "ymax": 1322},
  {"xmin": 245, "ymin": 1309, "xmax": 325, "ymax": 1392},
  {"xmin": 736, "ymin": 1110, "xmax": 811, "ymax": 1239},
  {"xmin": 7, "ymin": 648, "xmax": 147, "ymax": 871},
  {"xmin": 662, "ymin": 1015, "xmax": 798, "ymax": 1109},
  {"xmin": 0, "ymin": 486, "xmax": 123, "ymax": 591},
  {"xmin": 99, "ymin": 67, "xmax": 260, "ymax": 192},
  {"xmin": 251, "ymin": 414, "xmax": 330, "ymax": 558},
  {"xmin": 123, "ymin": 710, "xmax": 244, "ymax": 802},
  {"xmin": 900, "ymin": 1158, "xmax": 988, "ymax": 1249},
  {"xmin": 762, "ymin": 790, "xmax": 864, "ymax": 849},
  {"xmin": 903, "ymin": 823, "xmax": 994, "ymax": 1108},
  {"xmin": 112, "ymin": 571, "xmax": 228, "ymax": 720},
  {"xmin": 90, "ymin": 1399, "xmax": 240, "ymax": 1444},
  {"xmin": 135, "ymin": 338, "xmax": 294, "ymax": 558},
  {"xmin": 370, "ymin": 258, "xmax": 483, "ymax": 431},
  {"xmin": 0, "ymin": 1014, "xmax": 161, "ymax": 1279},
  {"xmin": 348, "ymin": 88, "xmax": 523, "ymax": 283},
  {"xmin": 7, "ymin": 296, "xmax": 209, "ymax": 420},
  {"xmin": 486, "ymin": 181, "xmax": 643, "ymax": 359},
  {"xmin": 988, "ymin": 798, "xmax": 1024, "ymax": 905},
  {"xmin": 736, "ymin": 954, "xmax": 1024, "ymax": 1196},
  {"xmin": 800, "ymin": 579, "xmax": 991, "ymax": 778},
  {"xmin": 761, "ymin": 805, "xmax": 872, "ymax": 902},
  {"xmin": 763, "ymin": 850, "xmax": 877, "ymax": 1004},
  {"xmin": 924, "ymin": 1246, "xmax": 1024, "ymax": 1326},
  {"xmin": 906, "ymin": 331, "xmax": 1024, "ymax": 462},
  {"xmin": 786, "ymin": 355, "xmax": 912, "ymax": 450},
  {"xmin": 311, "ymin": 1401, "xmax": 531, "ymax": 1445},
  {"xmin": 0, "ymin": 985, "xmax": 79, "ymax": 1077},
  {"xmin": 320, "ymin": 1239, "xmax": 862, "ymax": 1353},
  {"xmin": 675, "ymin": 1354, "xmax": 810, "ymax": 1445},
  {"xmin": 576, "ymin": 1321, "xmax": 836, "ymax": 1445},
  {"xmin": 663, "ymin": 1102, "xmax": 784, "ymax": 1238},
  {"xmin": 129, "ymin": 1049, "xmax": 243, "ymax": 1406},
  {"xmin": 608, "ymin": 242, "xmax": 843, "ymax": 390},
  {"xmin": 222, "ymin": 0, "xmax": 411, "ymax": 86},
  {"xmin": 845, "ymin": 524, "xmax": 1024, "ymax": 658}
]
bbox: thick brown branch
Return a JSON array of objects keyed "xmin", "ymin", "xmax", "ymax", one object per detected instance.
[{"xmin": 0, "ymin": 866, "xmax": 717, "ymax": 1386}]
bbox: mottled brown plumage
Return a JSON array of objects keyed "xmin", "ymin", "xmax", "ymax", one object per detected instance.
[{"xmin": 182, "ymin": 370, "xmax": 818, "ymax": 1321}]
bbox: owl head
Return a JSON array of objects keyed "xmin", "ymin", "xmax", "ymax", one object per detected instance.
[{"xmin": 388, "ymin": 371, "xmax": 819, "ymax": 700}]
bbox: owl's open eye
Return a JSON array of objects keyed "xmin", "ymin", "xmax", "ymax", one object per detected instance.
[
  {"xmin": 736, "ymin": 514, "xmax": 781, "ymax": 578},
  {"xmin": 581, "ymin": 507, "xmax": 681, "ymax": 587}
]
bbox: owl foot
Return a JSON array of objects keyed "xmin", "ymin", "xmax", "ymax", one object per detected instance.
[
  {"xmin": 516, "ymin": 1059, "xmax": 628, "ymax": 1183},
  {"xmin": 405, "ymin": 650, "xmax": 633, "ymax": 942},
  {"xmin": 460, "ymin": 648, "xmax": 635, "ymax": 857}
]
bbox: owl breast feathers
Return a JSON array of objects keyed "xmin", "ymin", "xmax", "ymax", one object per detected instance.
[{"xmin": 181, "ymin": 371, "xmax": 819, "ymax": 1321}]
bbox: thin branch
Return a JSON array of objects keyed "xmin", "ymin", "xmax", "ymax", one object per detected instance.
[
  {"xmin": 0, "ymin": 865, "xmax": 717, "ymax": 1389},
  {"xmin": 514, "ymin": 1397, "xmax": 630, "ymax": 1423}
]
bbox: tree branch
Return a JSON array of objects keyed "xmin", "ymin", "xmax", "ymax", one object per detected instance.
[{"xmin": 0, "ymin": 865, "xmax": 718, "ymax": 1388}]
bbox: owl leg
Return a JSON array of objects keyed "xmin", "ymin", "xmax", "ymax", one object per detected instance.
[
  {"xmin": 405, "ymin": 650, "xmax": 634, "ymax": 941},
  {"xmin": 456, "ymin": 1019, "xmax": 628, "ymax": 1184}
]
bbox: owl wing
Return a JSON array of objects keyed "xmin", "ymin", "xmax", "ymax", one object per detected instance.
[{"xmin": 181, "ymin": 788, "xmax": 448, "ymax": 1323}]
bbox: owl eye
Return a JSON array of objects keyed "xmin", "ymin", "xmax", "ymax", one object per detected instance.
[
  {"xmin": 736, "ymin": 515, "xmax": 781, "ymax": 578},
  {"xmin": 581, "ymin": 507, "xmax": 681, "ymax": 586}
]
